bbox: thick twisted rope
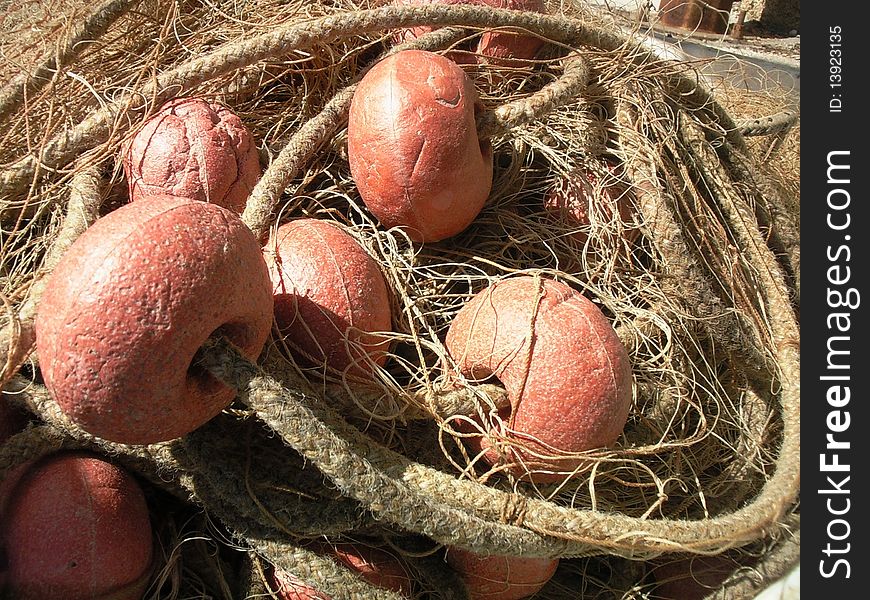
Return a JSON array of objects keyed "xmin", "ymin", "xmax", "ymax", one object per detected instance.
[
  {"xmin": 0, "ymin": 0, "xmax": 137, "ymax": 121},
  {"xmin": 196, "ymin": 337, "xmax": 579, "ymax": 558},
  {"xmin": 243, "ymin": 30, "xmax": 590, "ymax": 240},
  {"xmin": 1, "ymin": 0, "xmax": 798, "ymax": 579},
  {"xmin": 1, "ymin": 164, "xmax": 103, "ymax": 384},
  {"xmin": 0, "ymin": 424, "xmax": 83, "ymax": 482},
  {"xmin": 197, "ymin": 317, "xmax": 798, "ymax": 559},
  {"xmin": 735, "ymin": 110, "xmax": 797, "ymax": 137},
  {"xmin": 3, "ymin": 376, "xmax": 193, "ymax": 499},
  {"xmin": 0, "ymin": 4, "xmax": 743, "ymax": 216},
  {"xmin": 179, "ymin": 415, "xmax": 375, "ymax": 537},
  {"xmin": 242, "ymin": 25, "xmax": 470, "ymax": 240}
]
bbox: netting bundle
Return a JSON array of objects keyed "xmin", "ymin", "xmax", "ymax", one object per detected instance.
[{"xmin": 1, "ymin": 1, "xmax": 799, "ymax": 598}]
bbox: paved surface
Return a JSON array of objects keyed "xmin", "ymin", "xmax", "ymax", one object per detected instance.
[
  {"xmin": 755, "ymin": 564, "xmax": 800, "ymax": 600},
  {"xmin": 654, "ymin": 31, "xmax": 800, "ymax": 97},
  {"xmin": 596, "ymin": 3, "xmax": 800, "ymax": 99}
]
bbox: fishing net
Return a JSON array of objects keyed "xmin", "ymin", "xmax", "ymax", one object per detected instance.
[{"xmin": 1, "ymin": 1, "xmax": 799, "ymax": 598}]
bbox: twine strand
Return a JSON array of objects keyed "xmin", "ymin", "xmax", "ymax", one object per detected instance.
[
  {"xmin": 197, "ymin": 332, "xmax": 797, "ymax": 558},
  {"xmin": 1, "ymin": 163, "xmax": 103, "ymax": 384},
  {"xmin": 1, "ymin": 4, "xmax": 742, "ymax": 215},
  {"xmin": 0, "ymin": 0, "xmax": 137, "ymax": 121}
]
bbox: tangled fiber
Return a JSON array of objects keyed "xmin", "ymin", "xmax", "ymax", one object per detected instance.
[{"xmin": 1, "ymin": 1, "xmax": 799, "ymax": 598}]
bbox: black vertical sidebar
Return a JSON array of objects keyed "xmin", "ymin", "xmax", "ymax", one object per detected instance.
[{"xmin": 802, "ymin": 1, "xmax": 867, "ymax": 596}]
